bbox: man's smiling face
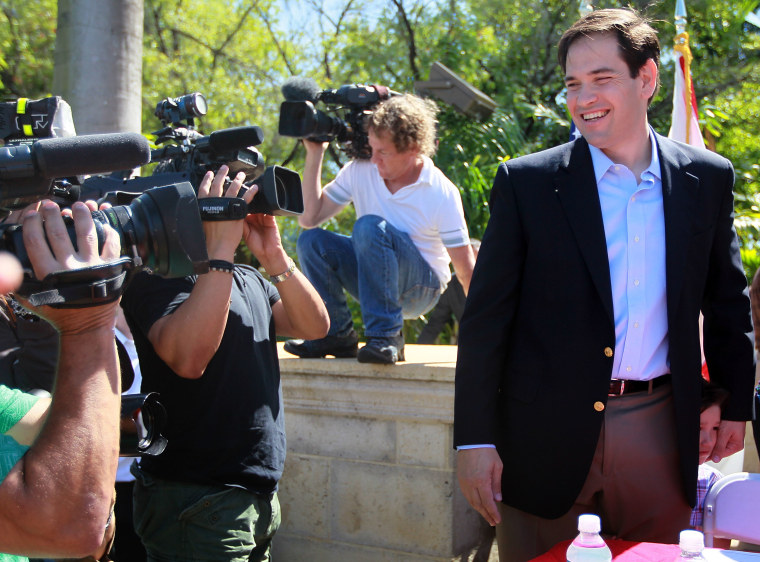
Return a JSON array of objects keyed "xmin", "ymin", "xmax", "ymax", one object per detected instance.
[{"xmin": 564, "ymin": 32, "xmax": 656, "ymax": 160}]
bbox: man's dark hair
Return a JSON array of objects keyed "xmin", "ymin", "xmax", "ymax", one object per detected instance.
[
  {"xmin": 557, "ymin": 8, "xmax": 661, "ymax": 103},
  {"xmin": 701, "ymin": 380, "xmax": 730, "ymax": 413}
]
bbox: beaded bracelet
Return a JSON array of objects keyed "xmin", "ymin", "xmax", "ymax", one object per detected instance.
[{"xmin": 208, "ymin": 259, "xmax": 235, "ymax": 274}]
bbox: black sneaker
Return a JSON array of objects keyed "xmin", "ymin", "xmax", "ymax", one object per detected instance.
[
  {"xmin": 357, "ymin": 333, "xmax": 405, "ymax": 364},
  {"xmin": 284, "ymin": 331, "xmax": 359, "ymax": 358}
]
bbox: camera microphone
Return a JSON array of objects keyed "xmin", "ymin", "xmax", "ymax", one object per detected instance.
[
  {"xmin": 207, "ymin": 126, "xmax": 264, "ymax": 153},
  {"xmin": 281, "ymin": 76, "xmax": 321, "ymax": 103},
  {"xmin": 30, "ymin": 132, "xmax": 151, "ymax": 179}
]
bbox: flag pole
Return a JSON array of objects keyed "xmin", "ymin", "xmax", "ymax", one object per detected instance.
[{"xmin": 674, "ymin": 0, "xmax": 694, "ymax": 144}]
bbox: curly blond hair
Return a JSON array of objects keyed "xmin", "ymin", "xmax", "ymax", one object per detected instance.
[{"xmin": 367, "ymin": 94, "xmax": 439, "ymax": 157}]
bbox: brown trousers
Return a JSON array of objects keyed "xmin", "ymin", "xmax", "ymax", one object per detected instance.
[{"xmin": 495, "ymin": 383, "xmax": 692, "ymax": 561}]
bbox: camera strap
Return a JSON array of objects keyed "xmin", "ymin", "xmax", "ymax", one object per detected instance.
[{"xmin": 18, "ymin": 258, "xmax": 133, "ymax": 309}]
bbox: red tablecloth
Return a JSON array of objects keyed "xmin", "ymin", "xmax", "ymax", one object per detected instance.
[{"xmin": 531, "ymin": 539, "xmax": 682, "ymax": 561}]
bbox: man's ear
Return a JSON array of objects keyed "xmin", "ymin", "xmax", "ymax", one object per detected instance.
[{"xmin": 639, "ymin": 58, "xmax": 658, "ymax": 100}]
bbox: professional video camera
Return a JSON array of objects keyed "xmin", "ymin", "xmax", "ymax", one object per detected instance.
[
  {"xmin": 278, "ymin": 77, "xmax": 400, "ymax": 159},
  {"xmin": 82, "ymin": 92, "xmax": 304, "ymax": 219},
  {"xmin": 0, "ymin": 96, "xmax": 209, "ymax": 307}
]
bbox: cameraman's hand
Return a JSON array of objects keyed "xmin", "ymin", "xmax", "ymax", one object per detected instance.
[
  {"xmin": 197, "ymin": 165, "xmax": 256, "ymax": 261},
  {"xmin": 241, "ymin": 185, "xmax": 287, "ymax": 271},
  {"xmin": 302, "ymin": 138, "xmax": 329, "ymax": 155},
  {"xmin": 18, "ymin": 199, "xmax": 121, "ymax": 333}
]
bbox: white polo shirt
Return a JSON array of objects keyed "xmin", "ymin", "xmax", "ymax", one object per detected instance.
[{"xmin": 323, "ymin": 156, "xmax": 470, "ymax": 286}]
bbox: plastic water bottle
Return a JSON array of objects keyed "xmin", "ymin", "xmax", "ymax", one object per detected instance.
[
  {"xmin": 566, "ymin": 514, "xmax": 612, "ymax": 561},
  {"xmin": 678, "ymin": 530, "xmax": 706, "ymax": 560}
]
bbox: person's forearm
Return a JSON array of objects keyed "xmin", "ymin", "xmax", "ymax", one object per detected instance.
[
  {"xmin": 272, "ymin": 270, "xmax": 330, "ymax": 339},
  {"xmin": 1, "ymin": 321, "xmax": 120, "ymax": 557},
  {"xmin": 149, "ymin": 271, "xmax": 233, "ymax": 379},
  {"xmin": 258, "ymin": 251, "xmax": 329, "ymax": 340},
  {"xmin": 299, "ymin": 146, "xmax": 328, "ymax": 228}
]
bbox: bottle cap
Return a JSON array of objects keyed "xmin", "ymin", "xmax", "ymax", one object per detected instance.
[
  {"xmin": 679, "ymin": 529, "xmax": 705, "ymax": 552},
  {"xmin": 578, "ymin": 514, "xmax": 602, "ymax": 533}
]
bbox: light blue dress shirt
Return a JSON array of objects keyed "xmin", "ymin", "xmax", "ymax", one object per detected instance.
[{"xmin": 588, "ymin": 131, "xmax": 670, "ymax": 381}]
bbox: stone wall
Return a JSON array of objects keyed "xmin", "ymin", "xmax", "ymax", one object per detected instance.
[{"xmin": 272, "ymin": 344, "xmax": 492, "ymax": 561}]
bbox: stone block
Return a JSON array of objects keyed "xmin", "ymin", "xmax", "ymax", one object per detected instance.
[
  {"xmin": 273, "ymin": 534, "xmax": 454, "ymax": 561},
  {"xmin": 397, "ymin": 420, "xmax": 452, "ymax": 468},
  {"xmin": 279, "ymin": 454, "xmax": 330, "ymax": 538},
  {"xmin": 331, "ymin": 460, "xmax": 460, "ymax": 557},
  {"xmin": 285, "ymin": 411, "xmax": 396, "ymax": 462}
]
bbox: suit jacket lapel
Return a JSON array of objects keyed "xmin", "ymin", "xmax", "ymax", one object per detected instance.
[
  {"xmin": 554, "ymin": 139, "xmax": 615, "ymax": 325},
  {"xmin": 657, "ymin": 134, "xmax": 699, "ymax": 323}
]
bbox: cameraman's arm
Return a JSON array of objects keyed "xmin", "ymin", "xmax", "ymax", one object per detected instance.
[
  {"xmin": 243, "ymin": 213, "xmax": 329, "ymax": 340},
  {"xmin": 0, "ymin": 200, "xmax": 121, "ymax": 558},
  {"xmin": 146, "ymin": 167, "xmax": 252, "ymax": 379},
  {"xmin": 448, "ymin": 244, "xmax": 476, "ymax": 296},
  {"xmin": 299, "ymin": 139, "xmax": 344, "ymax": 229}
]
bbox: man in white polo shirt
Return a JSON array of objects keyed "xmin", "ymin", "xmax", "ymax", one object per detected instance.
[{"xmin": 285, "ymin": 94, "xmax": 476, "ymax": 364}]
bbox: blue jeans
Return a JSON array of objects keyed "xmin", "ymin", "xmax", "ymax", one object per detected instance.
[{"xmin": 297, "ymin": 215, "xmax": 442, "ymax": 338}]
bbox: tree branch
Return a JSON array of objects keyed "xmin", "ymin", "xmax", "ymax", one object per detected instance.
[{"xmin": 389, "ymin": 0, "xmax": 420, "ymax": 80}]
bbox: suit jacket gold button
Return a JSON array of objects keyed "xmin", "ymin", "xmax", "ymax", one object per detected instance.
[
  {"xmin": 604, "ymin": 347, "xmax": 613, "ymax": 357},
  {"xmin": 594, "ymin": 401, "xmax": 605, "ymax": 412}
]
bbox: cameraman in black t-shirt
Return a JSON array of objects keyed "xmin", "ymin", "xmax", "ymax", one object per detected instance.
[{"xmin": 121, "ymin": 166, "xmax": 328, "ymax": 562}]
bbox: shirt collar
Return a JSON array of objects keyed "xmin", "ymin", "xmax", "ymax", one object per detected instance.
[
  {"xmin": 587, "ymin": 127, "xmax": 662, "ymax": 183},
  {"xmin": 414, "ymin": 155, "xmax": 433, "ymax": 187}
]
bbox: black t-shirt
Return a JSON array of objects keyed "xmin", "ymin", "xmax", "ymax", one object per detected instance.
[
  {"xmin": 121, "ymin": 265, "xmax": 285, "ymax": 495},
  {"xmin": 0, "ymin": 298, "xmax": 59, "ymax": 393}
]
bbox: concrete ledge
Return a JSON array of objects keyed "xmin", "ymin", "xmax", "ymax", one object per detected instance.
[{"xmin": 274, "ymin": 343, "xmax": 491, "ymax": 561}]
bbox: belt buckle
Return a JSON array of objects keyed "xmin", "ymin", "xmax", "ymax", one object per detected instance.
[{"xmin": 609, "ymin": 379, "xmax": 625, "ymax": 396}]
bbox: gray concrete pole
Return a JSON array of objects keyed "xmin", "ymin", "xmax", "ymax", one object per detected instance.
[{"xmin": 53, "ymin": 0, "xmax": 144, "ymax": 134}]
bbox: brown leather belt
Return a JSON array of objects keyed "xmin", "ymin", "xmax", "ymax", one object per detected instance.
[{"xmin": 608, "ymin": 374, "xmax": 671, "ymax": 397}]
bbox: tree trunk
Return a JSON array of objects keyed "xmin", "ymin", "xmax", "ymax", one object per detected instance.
[{"xmin": 53, "ymin": 0, "xmax": 144, "ymax": 134}]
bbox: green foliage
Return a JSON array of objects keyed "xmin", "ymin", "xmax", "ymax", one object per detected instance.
[
  {"xmin": 435, "ymin": 108, "xmax": 527, "ymax": 238},
  {"xmin": 141, "ymin": 0, "xmax": 291, "ymax": 154},
  {"xmin": 741, "ymin": 246, "xmax": 760, "ymax": 285},
  {"xmin": 0, "ymin": 0, "xmax": 57, "ymax": 98}
]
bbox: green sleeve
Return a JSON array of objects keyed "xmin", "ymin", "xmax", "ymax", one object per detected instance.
[{"xmin": 0, "ymin": 385, "xmax": 39, "ymax": 434}]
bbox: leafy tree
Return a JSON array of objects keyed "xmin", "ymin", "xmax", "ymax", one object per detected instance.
[{"xmin": 0, "ymin": 0, "xmax": 57, "ymax": 98}]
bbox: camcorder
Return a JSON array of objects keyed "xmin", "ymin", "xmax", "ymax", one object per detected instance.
[
  {"xmin": 0, "ymin": 96, "xmax": 209, "ymax": 308},
  {"xmin": 82, "ymin": 92, "xmax": 304, "ymax": 220},
  {"xmin": 278, "ymin": 77, "xmax": 400, "ymax": 159}
]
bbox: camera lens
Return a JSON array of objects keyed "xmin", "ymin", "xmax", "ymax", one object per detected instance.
[
  {"xmin": 0, "ymin": 182, "xmax": 209, "ymax": 281},
  {"xmin": 179, "ymin": 93, "xmax": 208, "ymax": 119},
  {"xmin": 155, "ymin": 93, "xmax": 208, "ymax": 124},
  {"xmin": 98, "ymin": 182, "xmax": 208, "ymax": 278}
]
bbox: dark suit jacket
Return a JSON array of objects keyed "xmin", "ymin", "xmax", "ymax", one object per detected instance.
[{"xmin": 454, "ymin": 133, "xmax": 755, "ymax": 519}]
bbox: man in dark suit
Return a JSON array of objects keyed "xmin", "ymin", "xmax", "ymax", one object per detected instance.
[{"xmin": 454, "ymin": 9, "xmax": 755, "ymax": 561}]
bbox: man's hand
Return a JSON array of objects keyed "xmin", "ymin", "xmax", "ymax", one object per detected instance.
[
  {"xmin": 196, "ymin": 165, "xmax": 256, "ymax": 261},
  {"xmin": 18, "ymin": 199, "xmax": 121, "ymax": 332},
  {"xmin": 302, "ymin": 138, "xmax": 329, "ymax": 156},
  {"xmin": 457, "ymin": 448, "xmax": 504, "ymax": 526},
  {"xmin": 711, "ymin": 420, "xmax": 746, "ymax": 463},
  {"xmin": 242, "ymin": 202, "xmax": 287, "ymax": 270}
]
